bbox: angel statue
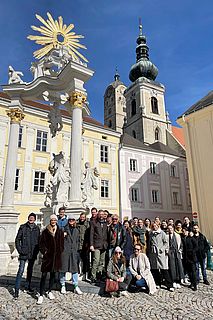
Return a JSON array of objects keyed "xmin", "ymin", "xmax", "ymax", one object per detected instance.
[
  {"xmin": 81, "ymin": 162, "xmax": 99, "ymax": 207},
  {"xmin": 8, "ymin": 66, "xmax": 24, "ymax": 84}
]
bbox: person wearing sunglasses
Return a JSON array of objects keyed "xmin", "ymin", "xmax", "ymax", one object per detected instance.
[
  {"xmin": 108, "ymin": 214, "xmax": 127, "ymax": 259},
  {"xmin": 106, "ymin": 246, "xmax": 131, "ymax": 297},
  {"xmin": 129, "ymin": 244, "xmax": 157, "ymax": 295}
]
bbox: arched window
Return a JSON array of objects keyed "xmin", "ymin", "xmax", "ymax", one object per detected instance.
[
  {"xmin": 151, "ymin": 97, "xmax": 159, "ymax": 114},
  {"xmin": 108, "ymin": 120, "xmax": 112, "ymax": 128},
  {"xmin": 131, "ymin": 99, "xmax": 136, "ymax": 117},
  {"xmin": 108, "ymin": 108, "xmax": 111, "ymax": 115},
  {"xmin": 155, "ymin": 127, "xmax": 160, "ymax": 141},
  {"xmin": 132, "ymin": 130, "xmax": 136, "ymax": 139}
]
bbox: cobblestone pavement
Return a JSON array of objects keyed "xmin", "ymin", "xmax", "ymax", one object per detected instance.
[{"xmin": 0, "ymin": 273, "xmax": 213, "ymax": 320}]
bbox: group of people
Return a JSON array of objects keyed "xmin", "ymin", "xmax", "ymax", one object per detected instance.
[{"xmin": 14, "ymin": 208, "xmax": 211, "ymax": 303}]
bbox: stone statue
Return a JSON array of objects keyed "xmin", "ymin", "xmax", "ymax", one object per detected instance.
[
  {"xmin": 46, "ymin": 152, "xmax": 71, "ymax": 213},
  {"xmin": 44, "ymin": 183, "xmax": 53, "ymax": 207},
  {"xmin": 8, "ymin": 66, "xmax": 24, "ymax": 84},
  {"xmin": 47, "ymin": 106, "xmax": 63, "ymax": 138},
  {"xmin": 81, "ymin": 162, "xmax": 99, "ymax": 207}
]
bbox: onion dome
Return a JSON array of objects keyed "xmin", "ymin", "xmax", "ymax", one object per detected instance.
[{"xmin": 129, "ymin": 23, "xmax": 158, "ymax": 82}]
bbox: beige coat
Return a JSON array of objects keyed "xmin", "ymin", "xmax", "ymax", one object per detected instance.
[{"xmin": 129, "ymin": 253, "xmax": 157, "ymax": 295}]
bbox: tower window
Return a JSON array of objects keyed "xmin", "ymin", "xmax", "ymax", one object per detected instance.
[
  {"xmin": 108, "ymin": 120, "xmax": 112, "ymax": 128},
  {"xmin": 151, "ymin": 97, "xmax": 159, "ymax": 114},
  {"xmin": 131, "ymin": 99, "xmax": 136, "ymax": 117},
  {"xmin": 108, "ymin": 108, "xmax": 111, "ymax": 115},
  {"xmin": 155, "ymin": 128, "xmax": 160, "ymax": 141}
]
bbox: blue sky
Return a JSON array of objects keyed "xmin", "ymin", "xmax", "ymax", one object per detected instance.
[{"xmin": 0, "ymin": 0, "xmax": 212, "ymax": 125}]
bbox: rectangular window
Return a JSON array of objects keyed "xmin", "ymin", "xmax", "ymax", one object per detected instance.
[
  {"xmin": 170, "ymin": 165, "xmax": 177, "ymax": 177},
  {"xmin": 18, "ymin": 126, "xmax": 23, "ymax": 148},
  {"xmin": 33, "ymin": 171, "xmax": 46, "ymax": 192},
  {"xmin": 14, "ymin": 169, "xmax": 20, "ymax": 191},
  {"xmin": 131, "ymin": 188, "xmax": 139, "ymax": 202},
  {"xmin": 130, "ymin": 159, "xmax": 137, "ymax": 172},
  {"xmin": 151, "ymin": 190, "xmax": 159, "ymax": 203},
  {"xmin": 100, "ymin": 145, "xmax": 108, "ymax": 163},
  {"xmin": 36, "ymin": 130, "xmax": 48, "ymax": 152},
  {"xmin": 101, "ymin": 180, "xmax": 109, "ymax": 198},
  {"xmin": 172, "ymin": 191, "xmax": 178, "ymax": 205},
  {"xmin": 150, "ymin": 162, "xmax": 157, "ymax": 174}
]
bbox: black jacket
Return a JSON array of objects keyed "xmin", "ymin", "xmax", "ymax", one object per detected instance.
[
  {"xmin": 109, "ymin": 222, "xmax": 127, "ymax": 249},
  {"xmin": 182, "ymin": 235, "xmax": 197, "ymax": 264},
  {"xmin": 90, "ymin": 219, "xmax": 108, "ymax": 250},
  {"xmin": 15, "ymin": 222, "xmax": 40, "ymax": 260},
  {"xmin": 193, "ymin": 233, "xmax": 210, "ymax": 260}
]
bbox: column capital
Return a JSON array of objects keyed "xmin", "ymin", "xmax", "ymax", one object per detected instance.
[
  {"xmin": 69, "ymin": 91, "xmax": 87, "ymax": 109},
  {"xmin": 6, "ymin": 108, "xmax": 25, "ymax": 124}
]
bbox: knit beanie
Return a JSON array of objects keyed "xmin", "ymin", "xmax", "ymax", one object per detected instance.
[
  {"xmin": 28, "ymin": 212, "xmax": 36, "ymax": 220},
  {"xmin": 50, "ymin": 214, "xmax": 58, "ymax": 221}
]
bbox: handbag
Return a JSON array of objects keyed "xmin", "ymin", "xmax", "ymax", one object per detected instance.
[{"xmin": 105, "ymin": 278, "xmax": 119, "ymax": 292}]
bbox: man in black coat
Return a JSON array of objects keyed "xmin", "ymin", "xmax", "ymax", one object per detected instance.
[
  {"xmin": 14, "ymin": 213, "xmax": 40, "ymax": 298},
  {"xmin": 182, "ymin": 228, "xmax": 198, "ymax": 291},
  {"xmin": 90, "ymin": 209, "xmax": 108, "ymax": 283},
  {"xmin": 193, "ymin": 224, "xmax": 210, "ymax": 285}
]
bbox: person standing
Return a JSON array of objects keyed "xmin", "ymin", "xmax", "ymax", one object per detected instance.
[
  {"xmin": 37, "ymin": 214, "xmax": 64, "ymax": 304},
  {"xmin": 182, "ymin": 228, "xmax": 198, "ymax": 291},
  {"xmin": 167, "ymin": 224, "xmax": 184, "ymax": 289},
  {"xmin": 129, "ymin": 244, "xmax": 157, "ymax": 295},
  {"xmin": 123, "ymin": 220, "xmax": 134, "ymax": 267},
  {"xmin": 77, "ymin": 212, "xmax": 90, "ymax": 279},
  {"xmin": 90, "ymin": 210, "xmax": 108, "ymax": 283},
  {"xmin": 14, "ymin": 213, "xmax": 40, "ymax": 298},
  {"xmin": 193, "ymin": 224, "xmax": 210, "ymax": 285},
  {"xmin": 57, "ymin": 207, "xmax": 68, "ymax": 230},
  {"xmin": 108, "ymin": 214, "xmax": 126, "ymax": 258},
  {"xmin": 132, "ymin": 219, "xmax": 146, "ymax": 252},
  {"xmin": 148, "ymin": 223, "xmax": 173, "ymax": 291},
  {"xmin": 60, "ymin": 215, "xmax": 83, "ymax": 294}
]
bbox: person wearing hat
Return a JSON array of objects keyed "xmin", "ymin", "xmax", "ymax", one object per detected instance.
[
  {"xmin": 14, "ymin": 213, "xmax": 40, "ymax": 299},
  {"xmin": 106, "ymin": 246, "xmax": 131, "ymax": 297},
  {"xmin": 59, "ymin": 215, "xmax": 83, "ymax": 295},
  {"xmin": 37, "ymin": 214, "xmax": 64, "ymax": 304}
]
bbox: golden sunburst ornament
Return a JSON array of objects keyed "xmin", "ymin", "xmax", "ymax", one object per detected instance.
[{"xmin": 27, "ymin": 12, "xmax": 88, "ymax": 62}]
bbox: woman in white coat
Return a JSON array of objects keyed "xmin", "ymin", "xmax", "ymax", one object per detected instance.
[{"xmin": 129, "ymin": 243, "xmax": 157, "ymax": 295}]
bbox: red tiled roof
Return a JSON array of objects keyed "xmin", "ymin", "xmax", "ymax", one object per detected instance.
[
  {"xmin": 0, "ymin": 92, "xmax": 105, "ymax": 128},
  {"xmin": 172, "ymin": 126, "xmax": 185, "ymax": 147}
]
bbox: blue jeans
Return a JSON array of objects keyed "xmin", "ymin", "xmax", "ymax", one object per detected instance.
[
  {"xmin": 15, "ymin": 259, "xmax": 35, "ymax": 291},
  {"xmin": 136, "ymin": 277, "xmax": 147, "ymax": 288},
  {"xmin": 60, "ymin": 272, "xmax": 79, "ymax": 287},
  {"xmin": 196, "ymin": 258, "xmax": 207, "ymax": 282}
]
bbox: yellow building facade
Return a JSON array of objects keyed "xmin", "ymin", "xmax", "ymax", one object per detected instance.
[
  {"xmin": 0, "ymin": 92, "xmax": 120, "ymax": 225},
  {"xmin": 177, "ymin": 91, "xmax": 213, "ymax": 243}
]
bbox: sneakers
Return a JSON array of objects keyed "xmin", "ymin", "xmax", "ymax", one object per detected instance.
[
  {"xmin": 47, "ymin": 291, "xmax": 55, "ymax": 300},
  {"xmin": 37, "ymin": 295, "xmax": 44, "ymax": 305},
  {"xmin": 204, "ymin": 280, "xmax": 210, "ymax": 285},
  {"xmin": 14, "ymin": 290, "xmax": 19, "ymax": 300},
  {"xmin": 74, "ymin": 286, "xmax": 83, "ymax": 295},
  {"xmin": 176, "ymin": 283, "xmax": 181, "ymax": 289},
  {"xmin": 173, "ymin": 282, "xmax": 177, "ymax": 289},
  {"xmin": 169, "ymin": 287, "xmax": 175, "ymax": 292},
  {"xmin": 61, "ymin": 286, "xmax": 67, "ymax": 294},
  {"xmin": 120, "ymin": 291, "xmax": 129, "ymax": 297}
]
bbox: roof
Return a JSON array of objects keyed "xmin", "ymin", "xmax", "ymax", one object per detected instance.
[
  {"xmin": 0, "ymin": 91, "xmax": 105, "ymax": 128},
  {"xmin": 171, "ymin": 126, "xmax": 185, "ymax": 147},
  {"xmin": 178, "ymin": 90, "xmax": 213, "ymax": 118},
  {"xmin": 121, "ymin": 133, "xmax": 185, "ymax": 158}
]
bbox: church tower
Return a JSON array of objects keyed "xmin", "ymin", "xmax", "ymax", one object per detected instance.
[
  {"xmin": 124, "ymin": 23, "xmax": 171, "ymax": 144},
  {"xmin": 104, "ymin": 70, "xmax": 127, "ymax": 133}
]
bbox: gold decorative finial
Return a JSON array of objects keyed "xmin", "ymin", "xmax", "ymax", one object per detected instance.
[
  {"xmin": 7, "ymin": 108, "xmax": 25, "ymax": 123},
  {"xmin": 69, "ymin": 91, "xmax": 87, "ymax": 109},
  {"xmin": 27, "ymin": 12, "xmax": 88, "ymax": 62}
]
